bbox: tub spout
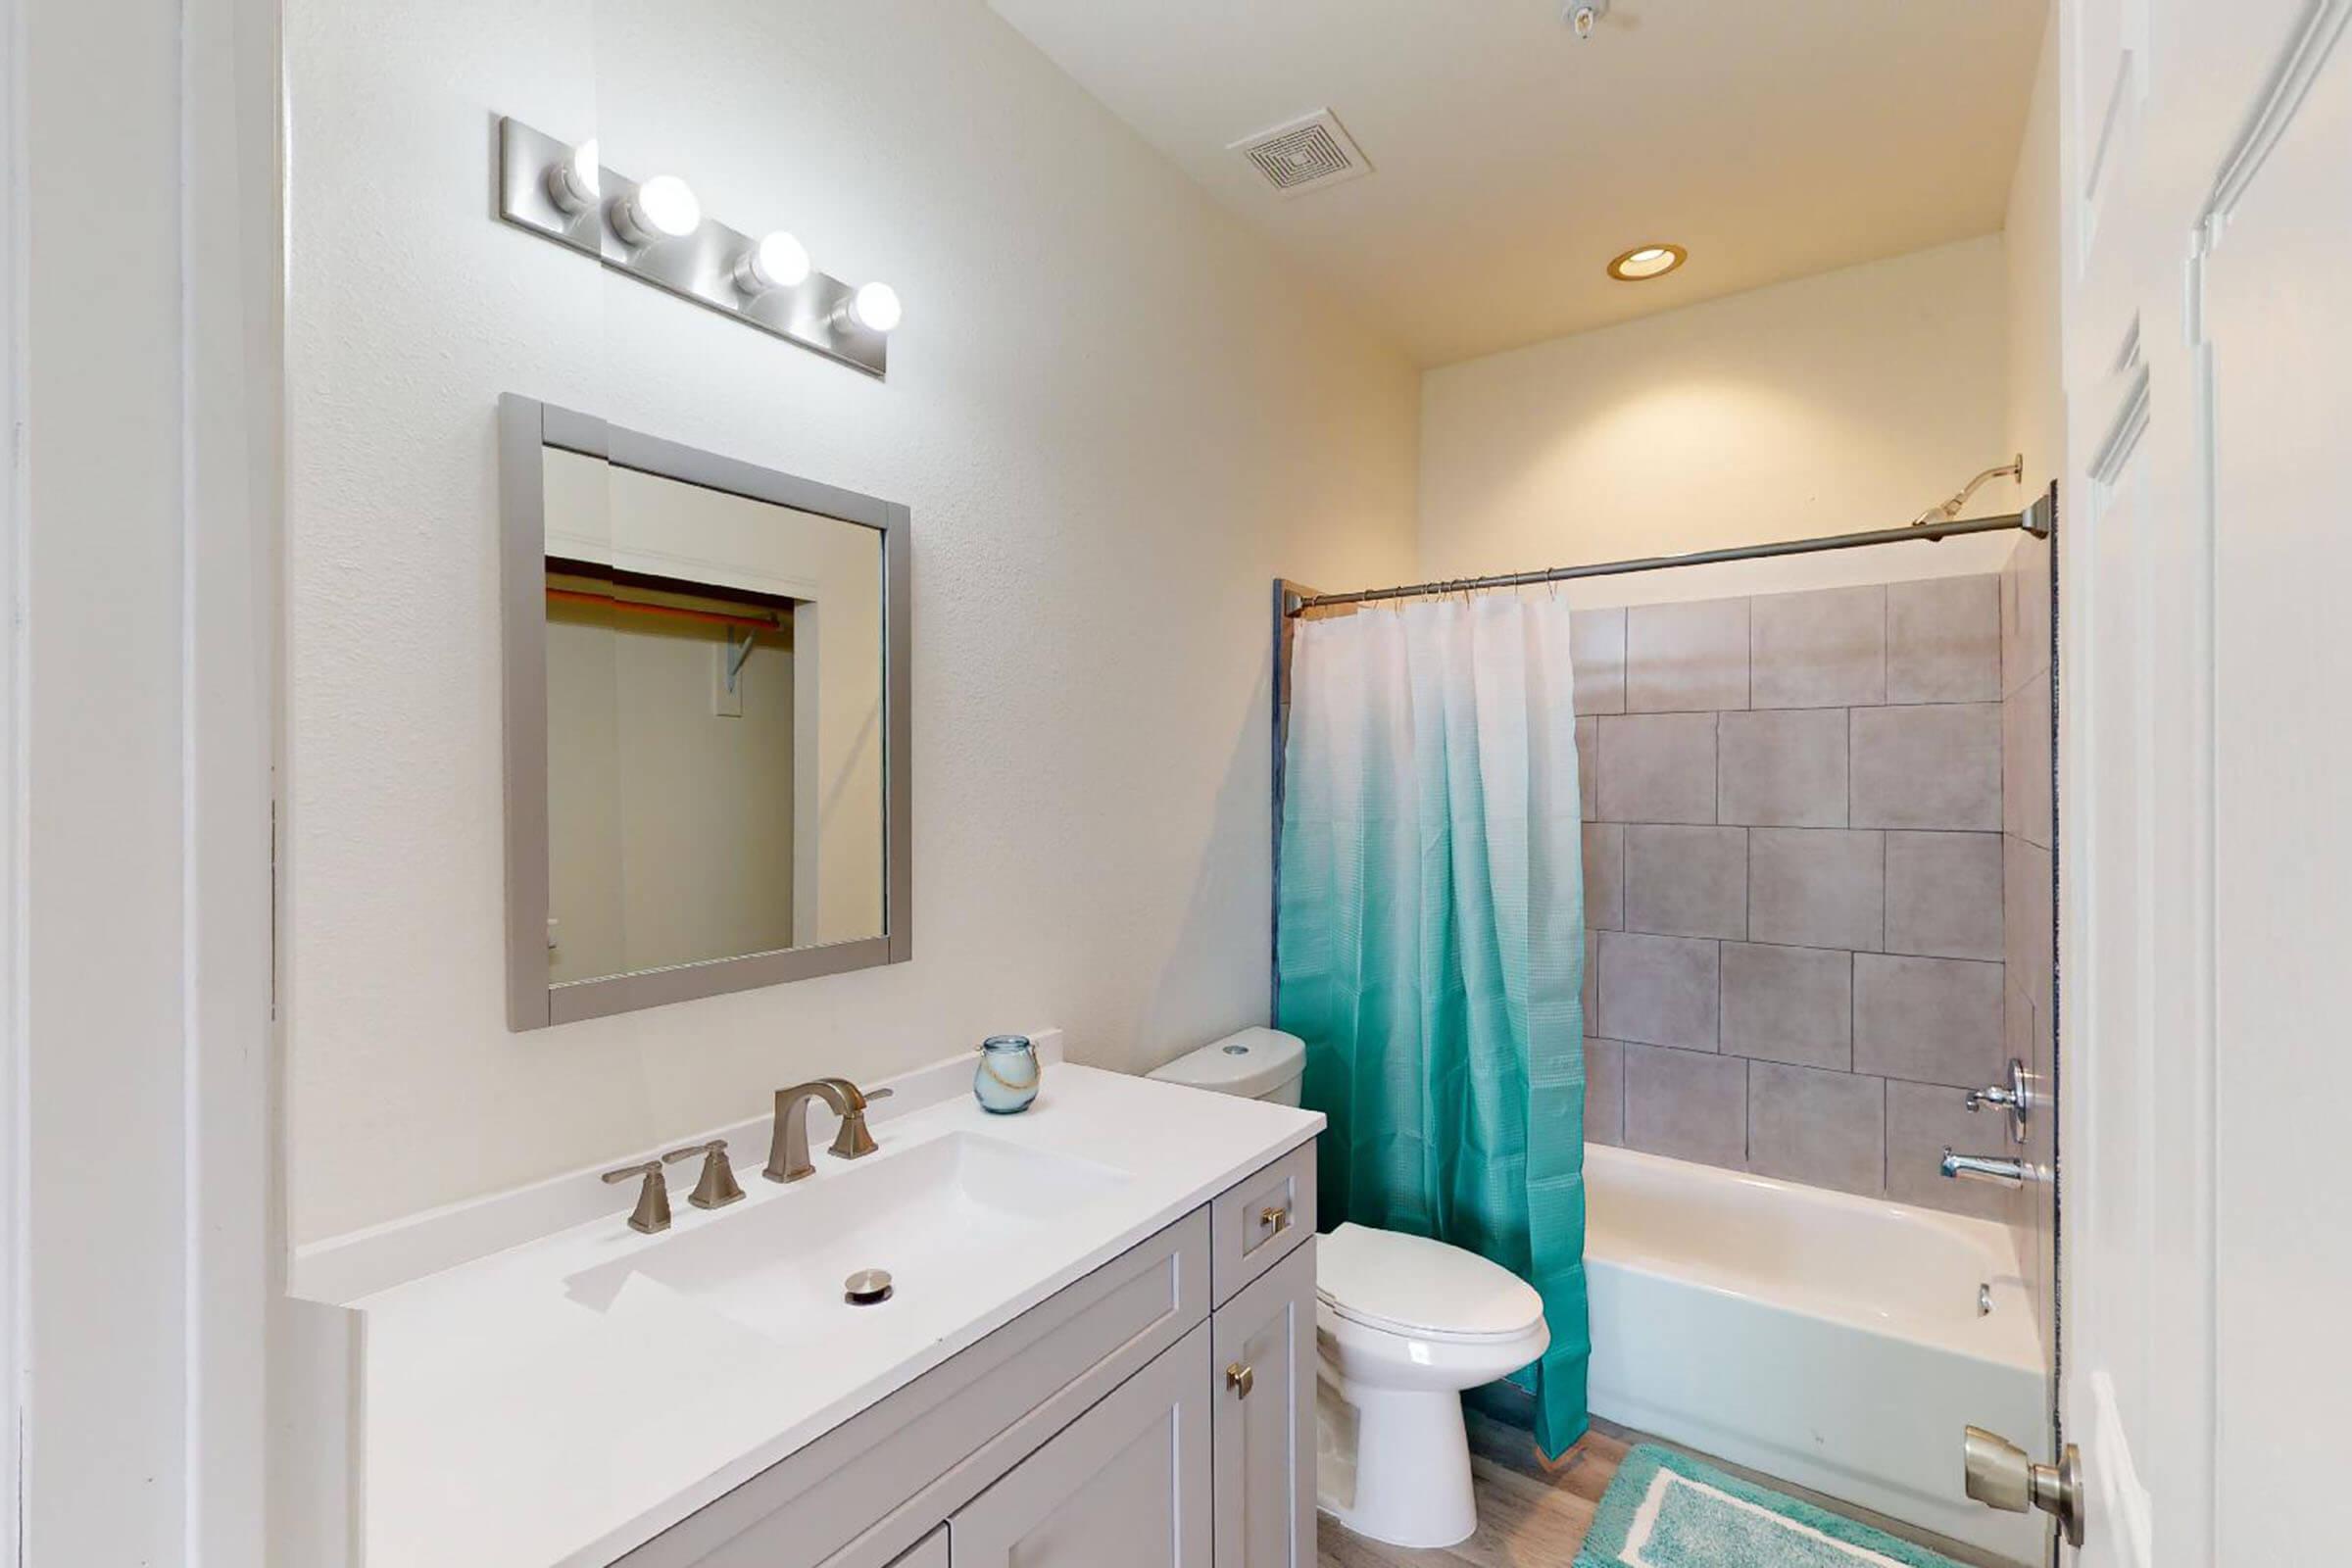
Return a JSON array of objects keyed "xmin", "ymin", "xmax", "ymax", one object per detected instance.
[{"xmin": 1940, "ymin": 1149, "xmax": 2042, "ymax": 1188}]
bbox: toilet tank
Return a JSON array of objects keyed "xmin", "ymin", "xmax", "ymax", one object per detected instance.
[{"xmin": 1148, "ymin": 1027, "xmax": 1306, "ymax": 1105}]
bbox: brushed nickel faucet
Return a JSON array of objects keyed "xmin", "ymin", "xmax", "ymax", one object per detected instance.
[
  {"xmin": 765, "ymin": 1078, "xmax": 893, "ymax": 1184},
  {"xmin": 601, "ymin": 1158, "xmax": 672, "ymax": 1234},
  {"xmin": 663, "ymin": 1138, "xmax": 745, "ymax": 1210}
]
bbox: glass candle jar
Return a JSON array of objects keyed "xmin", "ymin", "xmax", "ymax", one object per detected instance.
[{"xmin": 972, "ymin": 1034, "xmax": 1041, "ymax": 1114}]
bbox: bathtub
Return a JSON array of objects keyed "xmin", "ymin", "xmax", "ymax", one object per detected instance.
[{"xmin": 1584, "ymin": 1144, "xmax": 2048, "ymax": 1565}]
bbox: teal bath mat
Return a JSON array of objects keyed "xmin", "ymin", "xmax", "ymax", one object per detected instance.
[{"xmin": 1575, "ymin": 1446, "xmax": 1969, "ymax": 1568}]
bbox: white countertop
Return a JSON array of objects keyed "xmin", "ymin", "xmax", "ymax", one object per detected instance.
[{"xmin": 354, "ymin": 1064, "xmax": 1321, "ymax": 1567}]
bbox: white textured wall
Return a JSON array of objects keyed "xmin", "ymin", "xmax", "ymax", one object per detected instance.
[
  {"xmin": 283, "ymin": 0, "xmax": 1418, "ymax": 1243},
  {"xmin": 2006, "ymin": 11, "xmax": 2066, "ymax": 507},
  {"xmin": 1417, "ymin": 237, "xmax": 2018, "ymax": 606}
]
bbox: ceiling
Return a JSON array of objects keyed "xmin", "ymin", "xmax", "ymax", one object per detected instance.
[{"xmin": 987, "ymin": 0, "xmax": 2049, "ymax": 367}]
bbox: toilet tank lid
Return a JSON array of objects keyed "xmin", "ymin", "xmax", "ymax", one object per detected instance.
[{"xmin": 1147, "ymin": 1027, "xmax": 1304, "ymax": 1098}]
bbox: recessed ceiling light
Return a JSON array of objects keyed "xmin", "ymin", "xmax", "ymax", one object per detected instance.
[{"xmin": 1607, "ymin": 243, "xmax": 1688, "ymax": 281}]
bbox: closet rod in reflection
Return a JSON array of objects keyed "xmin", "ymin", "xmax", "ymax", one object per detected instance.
[
  {"xmin": 545, "ymin": 586, "xmax": 782, "ymax": 631},
  {"xmin": 1285, "ymin": 487, "xmax": 2055, "ymax": 618}
]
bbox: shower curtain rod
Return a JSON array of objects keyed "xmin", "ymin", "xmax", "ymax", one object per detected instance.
[{"xmin": 1283, "ymin": 486, "xmax": 2056, "ymax": 617}]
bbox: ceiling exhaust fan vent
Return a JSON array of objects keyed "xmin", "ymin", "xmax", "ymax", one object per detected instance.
[{"xmin": 1230, "ymin": 110, "xmax": 1371, "ymax": 197}]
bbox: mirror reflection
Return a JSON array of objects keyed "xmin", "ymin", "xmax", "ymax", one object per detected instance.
[{"xmin": 540, "ymin": 448, "xmax": 885, "ymax": 989}]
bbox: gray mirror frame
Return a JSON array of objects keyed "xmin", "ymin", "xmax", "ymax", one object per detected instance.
[{"xmin": 498, "ymin": 393, "xmax": 912, "ymax": 1031}]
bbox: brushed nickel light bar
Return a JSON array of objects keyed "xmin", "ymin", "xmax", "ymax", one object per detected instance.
[{"xmin": 495, "ymin": 117, "xmax": 901, "ymax": 379}]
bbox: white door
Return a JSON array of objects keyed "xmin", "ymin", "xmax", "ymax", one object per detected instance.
[{"xmin": 2059, "ymin": 1, "xmax": 2352, "ymax": 1562}]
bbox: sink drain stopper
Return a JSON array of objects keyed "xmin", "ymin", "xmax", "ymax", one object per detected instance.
[{"xmin": 844, "ymin": 1268, "xmax": 894, "ymax": 1305}]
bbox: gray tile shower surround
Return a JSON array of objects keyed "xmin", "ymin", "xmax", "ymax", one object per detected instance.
[{"xmin": 1571, "ymin": 574, "xmax": 2014, "ymax": 1221}]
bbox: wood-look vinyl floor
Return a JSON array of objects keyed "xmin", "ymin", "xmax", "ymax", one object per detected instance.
[
  {"xmin": 1315, "ymin": 1411, "xmax": 1631, "ymax": 1568},
  {"xmin": 1318, "ymin": 1411, "xmax": 2014, "ymax": 1568}
]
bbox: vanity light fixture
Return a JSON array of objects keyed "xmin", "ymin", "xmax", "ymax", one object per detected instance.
[
  {"xmin": 613, "ymin": 173, "xmax": 703, "ymax": 246},
  {"xmin": 497, "ymin": 117, "xmax": 899, "ymax": 377},
  {"xmin": 546, "ymin": 139, "xmax": 601, "ymax": 214},
  {"xmin": 1606, "ymin": 242, "xmax": 1687, "ymax": 281},
  {"xmin": 734, "ymin": 230, "xmax": 812, "ymax": 296},
  {"xmin": 836, "ymin": 281, "xmax": 904, "ymax": 335}
]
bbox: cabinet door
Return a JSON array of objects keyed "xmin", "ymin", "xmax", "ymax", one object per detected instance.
[
  {"xmin": 951, "ymin": 1324, "xmax": 1211, "ymax": 1568},
  {"xmin": 1210, "ymin": 1239, "xmax": 1315, "ymax": 1568}
]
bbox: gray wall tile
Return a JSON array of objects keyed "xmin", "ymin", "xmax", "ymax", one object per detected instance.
[
  {"xmin": 1627, "ymin": 598, "xmax": 1750, "ymax": 712},
  {"xmin": 2002, "ymin": 674, "xmax": 2053, "ymax": 848},
  {"xmin": 1751, "ymin": 585, "xmax": 1886, "ymax": 709},
  {"xmin": 2001, "ymin": 534, "xmax": 2053, "ymax": 699},
  {"xmin": 1576, "ymin": 715, "xmax": 1598, "ymax": 818},
  {"xmin": 1582, "ymin": 930, "xmax": 1598, "ymax": 1030},
  {"xmin": 1596, "ymin": 930, "xmax": 1720, "ymax": 1051},
  {"xmin": 1748, "ymin": 827, "xmax": 1885, "ymax": 951},
  {"xmin": 1624, "ymin": 824, "xmax": 1747, "ymax": 940},
  {"xmin": 1886, "ymin": 1079, "xmax": 2009, "ymax": 1220},
  {"xmin": 1572, "ymin": 607, "xmax": 1628, "ymax": 715},
  {"xmin": 1583, "ymin": 822, "xmax": 1625, "ymax": 930},
  {"xmin": 1718, "ymin": 709, "xmax": 1850, "ymax": 827},
  {"xmin": 1623, "ymin": 1043, "xmax": 1747, "ymax": 1167},
  {"xmin": 1885, "ymin": 830, "xmax": 2004, "ymax": 960},
  {"xmin": 1749, "ymin": 1062, "xmax": 1886, "ymax": 1196},
  {"xmin": 1555, "ymin": 576, "xmax": 2024, "ymax": 1215},
  {"xmin": 1854, "ymin": 954, "xmax": 2004, "ymax": 1087},
  {"xmin": 1584, "ymin": 1037, "xmax": 1625, "ymax": 1147},
  {"xmin": 1596, "ymin": 712, "xmax": 1717, "ymax": 824},
  {"xmin": 1887, "ymin": 575, "xmax": 2001, "ymax": 704},
  {"xmin": 1720, "ymin": 942, "xmax": 1852, "ymax": 1070},
  {"xmin": 2004, "ymin": 834, "xmax": 2054, "ymax": 1027},
  {"xmin": 1850, "ymin": 704, "xmax": 2001, "ymax": 831}
]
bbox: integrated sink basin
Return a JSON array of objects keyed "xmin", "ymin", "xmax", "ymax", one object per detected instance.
[{"xmin": 564, "ymin": 1130, "xmax": 1130, "ymax": 1344}]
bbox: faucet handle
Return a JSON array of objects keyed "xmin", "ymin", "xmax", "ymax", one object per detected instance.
[
  {"xmin": 663, "ymin": 1140, "xmax": 746, "ymax": 1211},
  {"xmin": 1962, "ymin": 1059, "xmax": 2034, "ymax": 1144},
  {"xmin": 826, "ymin": 1080, "xmax": 891, "ymax": 1161},
  {"xmin": 601, "ymin": 1159, "xmax": 671, "ymax": 1234}
]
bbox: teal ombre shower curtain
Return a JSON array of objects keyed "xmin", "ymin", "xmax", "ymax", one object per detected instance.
[{"xmin": 1275, "ymin": 593, "xmax": 1590, "ymax": 1457}]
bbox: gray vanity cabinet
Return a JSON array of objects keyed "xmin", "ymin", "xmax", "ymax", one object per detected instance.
[
  {"xmin": 613, "ymin": 1141, "xmax": 1316, "ymax": 1568},
  {"xmin": 1209, "ymin": 1242, "xmax": 1317, "ymax": 1568},
  {"xmin": 949, "ymin": 1322, "xmax": 1214, "ymax": 1567}
]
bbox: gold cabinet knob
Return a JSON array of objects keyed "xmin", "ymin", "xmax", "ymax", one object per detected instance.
[
  {"xmin": 1258, "ymin": 1205, "xmax": 1291, "ymax": 1235},
  {"xmin": 1225, "ymin": 1362, "xmax": 1255, "ymax": 1399}
]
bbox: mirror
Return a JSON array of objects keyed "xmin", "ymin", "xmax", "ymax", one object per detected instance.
[{"xmin": 501, "ymin": 396, "xmax": 909, "ymax": 1029}]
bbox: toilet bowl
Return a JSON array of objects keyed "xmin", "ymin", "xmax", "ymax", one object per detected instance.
[{"xmin": 1148, "ymin": 1029, "xmax": 1551, "ymax": 1549}]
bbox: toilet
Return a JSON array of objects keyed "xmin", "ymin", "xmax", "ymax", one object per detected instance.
[{"xmin": 1149, "ymin": 1028, "xmax": 1550, "ymax": 1549}]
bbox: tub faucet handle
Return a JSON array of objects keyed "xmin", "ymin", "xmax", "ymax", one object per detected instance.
[{"xmin": 1963, "ymin": 1059, "xmax": 2034, "ymax": 1143}]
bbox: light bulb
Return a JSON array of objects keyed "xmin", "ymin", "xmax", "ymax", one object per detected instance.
[
  {"xmin": 734, "ymin": 230, "xmax": 811, "ymax": 295},
  {"xmin": 1606, "ymin": 242, "xmax": 1687, "ymax": 281},
  {"xmin": 614, "ymin": 174, "xmax": 702, "ymax": 246},
  {"xmin": 547, "ymin": 139, "xmax": 601, "ymax": 214},
  {"xmin": 839, "ymin": 281, "xmax": 903, "ymax": 334}
]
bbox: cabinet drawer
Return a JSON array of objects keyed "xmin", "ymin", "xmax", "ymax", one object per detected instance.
[
  {"xmin": 620, "ymin": 1209, "xmax": 1209, "ymax": 1568},
  {"xmin": 1209, "ymin": 1142, "xmax": 1316, "ymax": 1306}
]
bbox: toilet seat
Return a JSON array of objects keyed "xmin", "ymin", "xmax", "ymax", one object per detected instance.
[{"xmin": 1316, "ymin": 1223, "xmax": 1545, "ymax": 1344}]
